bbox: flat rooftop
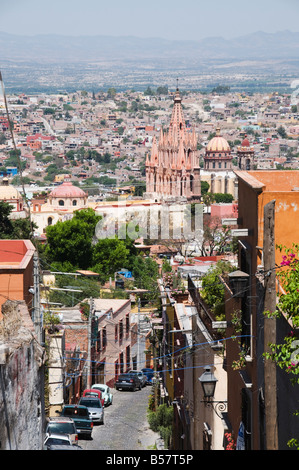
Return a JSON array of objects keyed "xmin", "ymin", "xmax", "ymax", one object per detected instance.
[
  {"xmin": 0, "ymin": 240, "xmax": 35, "ymax": 269},
  {"xmin": 235, "ymin": 170, "xmax": 299, "ymax": 192}
]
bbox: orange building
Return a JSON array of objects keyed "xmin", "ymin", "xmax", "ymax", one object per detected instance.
[
  {"xmin": 0, "ymin": 240, "xmax": 35, "ymax": 319},
  {"xmin": 224, "ymin": 170, "xmax": 299, "ymax": 450}
]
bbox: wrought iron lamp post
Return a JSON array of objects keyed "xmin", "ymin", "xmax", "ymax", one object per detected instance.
[{"xmin": 199, "ymin": 366, "xmax": 227, "ymax": 418}]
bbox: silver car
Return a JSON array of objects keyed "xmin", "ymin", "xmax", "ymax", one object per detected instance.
[
  {"xmin": 45, "ymin": 416, "xmax": 78, "ymax": 445},
  {"xmin": 78, "ymin": 397, "xmax": 104, "ymax": 424}
]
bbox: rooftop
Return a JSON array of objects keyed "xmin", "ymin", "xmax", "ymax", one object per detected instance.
[{"xmin": 0, "ymin": 240, "xmax": 35, "ymax": 269}]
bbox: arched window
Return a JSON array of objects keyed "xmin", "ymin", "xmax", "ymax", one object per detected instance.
[
  {"xmin": 72, "ymin": 200, "xmax": 77, "ymax": 206},
  {"xmin": 190, "ymin": 174, "xmax": 194, "ymax": 192},
  {"xmin": 48, "ymin": 217, "xmax": 53, "ymax": 226},
  {"xmin": 58, "ymin": 200, "xmax": 64, "ymax": 206}
]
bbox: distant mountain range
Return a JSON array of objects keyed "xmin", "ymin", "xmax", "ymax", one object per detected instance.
[{"xmin": 1, "ymin": 30, "xmax": 299, "ymax": 62}]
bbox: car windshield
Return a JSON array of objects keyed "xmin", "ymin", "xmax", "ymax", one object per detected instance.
[
  {"xmin": 80, "ymin": 399, "xmax": 101, "ymax": 408},
  {"xmin": 48, "ymin": 423, "xmax": 75, "ymax": 434},
  {"xmin": 93, "ymin": 386, "xmax": 105, "ymax": 392},
  {"xmin": 46, "ymin": 437, "xmax": 71, "ymax": 446},
  {"xmin": 64, "ymin": 408, "xmax": 89, "ymax": 417}
]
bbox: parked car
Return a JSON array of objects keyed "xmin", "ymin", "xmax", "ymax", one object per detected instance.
[
  {"xmin": 91, "ymin": 384, "xmax": 113, "ymax": 406},
  {"xmin": 43, "ymin": 433, "xmax": 82, "ymax": 450},
  {"xmin": 115, "ymin": 373, "xmax": 142, "ymax": 391},
  {"xmin": 82, "ymin": 388, "xmax": 104, "ymax": 406},
  {"xmin": 128, "ymin": 370, "xmax": 147, "ymax": 387},
  {"xmin": 46, "ymin": 445, "xmax": 83, "ymax": 451},
  {"xmin": 57, "ymin": 405, "xmax": 93, "ymax": 438},
  {"xmin": 78, "ymin": 396, "xmax": 104, "ymax": 424},
  {"xmin": 45, "ymin": 417, "xmax": 78, "ymax": 445},
  {"xmin": 141, "ymin": 368, "xmax": 154, "ymax": 384}
]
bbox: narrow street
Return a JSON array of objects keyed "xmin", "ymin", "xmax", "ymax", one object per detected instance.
[{"xmin": 79, "ymin": 385, "xmax": 160, "ymax": 451}]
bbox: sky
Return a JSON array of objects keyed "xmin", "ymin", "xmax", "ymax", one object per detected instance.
[{"xmin": 1, "ymin": 0, "xmax": 299, "ymax": 41}]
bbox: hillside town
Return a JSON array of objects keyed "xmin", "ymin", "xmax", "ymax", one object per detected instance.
[{"xmin": 0, "ymin": 83, "xmax": 299, "ymax": 452}]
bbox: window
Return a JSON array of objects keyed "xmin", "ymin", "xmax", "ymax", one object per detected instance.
[
  {"xmin": 97, "ymin": 330, "xmax": 101, "ymax": 352},
  {"xmin": 126, "ymin": 345, "xmax": 130, "ymax": 372},
  {"xmin": 102, "ymin": 327, "xmax": 107, "ymax": 349},
  {"xmin": 119, "ymin": 352, "xmax": 124, "ymax": 374},
  {"xmin": 125, "ymin": 314, "xmax": 130, "ymax": 337},
  {"xmin": 119, "ymin": 320, "xmax": 123, "ymax": 342},
  {"xmin": 72, "ymin": 200, "xmax": 77, "ymax": 206},
  {"xmin": 47, "ymin": 217, "xmax": 53, "ymax": 226},
  {"xmin": 115, "ymin": 360, "xmax": 119, "ymax": 378},
  {"xmin": 58, "ymin": 199, "xmax": 64, "ymax": 206},
  {"xmin": 115, "ymin": 324, "xmax": 118, "ymax": 342}
]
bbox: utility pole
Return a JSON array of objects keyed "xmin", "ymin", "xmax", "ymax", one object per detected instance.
[
  {"xmin": 263, "ymin": 200, "xmax": 278, "ymax": 450},
  {"xmin": 33, "ymin": 251, "xmax": 42, "ymax": 343},
  {"xmin": 87, "ymin": 298, "xmax": 94, "ymax": 389},
  {"xmin": 137, "ymin": 297, "xmax": 141, "ymax": 370}
]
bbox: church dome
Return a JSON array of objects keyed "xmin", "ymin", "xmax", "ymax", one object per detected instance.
[
  {"xmin": 206, "ymin": 127, "xmax": 230, "ymax": 153},
  {"xmin": 0, "ymin": 178, "xmax": 22, "ymax": 200},
  {"xmin": 49, "ymin": 181, "xmax": 87, "ymax": 198},
  {"xmin": 241, "ymin": 135, "xmax": 250, "ymax": 147},
  {"xmin": 237, "ymin": 134, "xmax": 254, "ymax": 154}
]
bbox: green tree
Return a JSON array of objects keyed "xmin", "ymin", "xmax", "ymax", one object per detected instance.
[
  {"xmin": 43, "ymin": 108, "xmax": 56, "ymax": 115},
  {"xmin": 201, "ymin": 260, "xmax": 235, "ymax": 318},
  {"xmin": 44, "ymin": 209, "xmax": 101, "ymax": 269},
  {"xmin": 213, "ymin": 193, "xmax": 234, "ymax": 203},
  {"xmin": 131, "ymin": 256, "xmax": 159, "ymax": 302},
  {"xmin": 147, "ymin": 403, "xmax": 173, "ymax": 449},
  {"xmin": 49, "ymin": 274, "xmax": 101, "ymax": 307},
  {"xmin": 0, "ymin": 201, "xmax": 36, "ymax": 239},
  {"xmin": 201, "ymin": 181, "xmax": 210, "ymax": 195},
  {"xmin": 277, "ymin": 125, "xmax": 287, "ymax": 138},
  {"xmin": 107, "ymin": 88, "xmax": 117, "ymax": 99},
  {"xmin": 156, "ymin": 86, "xmax": 168, "ymax": 95},
  {"xmin": 144, "ymin": 86, "xmax": 154, "ymax": 96},
  {"xmin": 92, "ymin": 238, "xmax": 130, "ymax": 281}
]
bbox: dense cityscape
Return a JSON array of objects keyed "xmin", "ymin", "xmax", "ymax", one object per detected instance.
[{"xmin": 0, "ymin": 0, "xmax": 299, "ymax": 456}]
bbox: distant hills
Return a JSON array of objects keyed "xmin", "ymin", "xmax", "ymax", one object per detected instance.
[{"xmin": 1, "ymin": 30, "xmax": 299, "ymax": 62}]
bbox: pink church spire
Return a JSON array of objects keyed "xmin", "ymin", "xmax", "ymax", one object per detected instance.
[{"xmin": 169, "ymin": 86, "xmax": 186, "ymax": 144}]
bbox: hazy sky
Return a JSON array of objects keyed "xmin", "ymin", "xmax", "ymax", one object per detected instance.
[{"xmin": 1, "ymin": 0, "xmax": 299, "ymax": 40}]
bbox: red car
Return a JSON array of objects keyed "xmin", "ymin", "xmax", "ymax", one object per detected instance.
[{"xmin": 82, "ymin": 389, "xmax": 104, "ymax": 407}]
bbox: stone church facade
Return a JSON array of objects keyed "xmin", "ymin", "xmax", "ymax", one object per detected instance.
[{"xmin": 145, "ymin": 88, "xmax": 201, "ymax": 202}]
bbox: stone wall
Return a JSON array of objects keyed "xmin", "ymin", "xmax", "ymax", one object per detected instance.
[{"xmin": 0, "ymin": 301, "xmax": 45, "ymax": 450}]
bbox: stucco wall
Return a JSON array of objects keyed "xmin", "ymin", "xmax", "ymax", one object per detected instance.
[{"xmin": 0, "ymin": 301, "xmax": 45, "ymax": 450}]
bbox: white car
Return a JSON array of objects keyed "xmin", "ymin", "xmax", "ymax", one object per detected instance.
[
  {"xmin": 45, "ymin": 416, "xmax": 78, "ymax": 446},
  {"xmin": 91, "ymin": 384, "xmax": 113, "ymax": 406},
  {"xmin": 43, "ymin": 433, "xmax": 74, "ymax": 450}
]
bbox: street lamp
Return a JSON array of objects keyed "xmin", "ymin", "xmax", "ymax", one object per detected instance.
[
  {"xmin": 199, "ymin": 365, "xmax": 218, "ymax": 399},
  {"xmin": 198, "ymin": 366, "xmax": 227, "ymax": 418}
]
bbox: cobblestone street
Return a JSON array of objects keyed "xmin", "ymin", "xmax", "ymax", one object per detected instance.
[{"xmin": 79, "ymin": 386, "xmax": 160, "ymax": 451}]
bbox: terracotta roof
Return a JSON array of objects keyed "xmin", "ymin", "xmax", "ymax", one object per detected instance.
[
  {"xmin": 206, "ymin": 127, "xmax": 230, "ymax": 153},
  {"xmin": 50, "ymin": 181, "xmax": 87, "ymax": 198}
]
